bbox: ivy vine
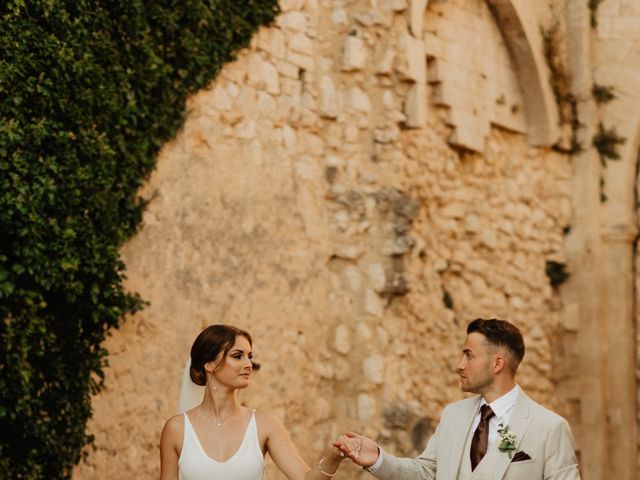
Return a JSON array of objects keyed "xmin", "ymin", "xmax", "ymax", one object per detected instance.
[{"xmin": 0, "ymin": 1, "xmax": 279, "ymax": 478}]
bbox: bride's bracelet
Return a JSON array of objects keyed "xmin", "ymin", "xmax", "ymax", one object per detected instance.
[{"xmin": 318, "ymin": 458, "xmax": 337, "ymax": 477}]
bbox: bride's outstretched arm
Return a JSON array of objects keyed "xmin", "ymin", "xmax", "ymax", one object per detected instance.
[{"xmin": 261, "ymin": 412, "xmax": 347, "ymax": 479}]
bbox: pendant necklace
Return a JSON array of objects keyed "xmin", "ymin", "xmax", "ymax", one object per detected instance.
[
  {"xmin": 212, "ymin": 383, "xmax": 222, "ymax": 426},
  {"xmin": 215, "ymin": 410, "xmax": 237, "ymax": 427}
]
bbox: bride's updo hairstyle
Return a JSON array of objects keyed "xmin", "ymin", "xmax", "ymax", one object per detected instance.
[{"xmin": 190, "ymin": 324, "xmax": 253, "ymax": 386}]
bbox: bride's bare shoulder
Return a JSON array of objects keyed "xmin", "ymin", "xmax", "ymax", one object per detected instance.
[
  {"xmin": 161, "ymin": 413, "xmax": 185, "ymax": 440},
  {"xmin": 254, "ymin": 409, "xmax": 287, "ymax": 434}
]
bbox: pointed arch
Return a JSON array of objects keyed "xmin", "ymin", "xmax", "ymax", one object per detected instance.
[
  {"xmin": 484, "ymin": 0, "xmax": 560, "ymax": 145},
  {"xmin": 410, "ymin": 0, "xmax": 560, "ymax": 146}
]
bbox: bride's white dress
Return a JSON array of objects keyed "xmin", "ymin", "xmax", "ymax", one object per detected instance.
[{"xmin": 176, "ymin": 360, "xmax": 264, "ymax": 480}]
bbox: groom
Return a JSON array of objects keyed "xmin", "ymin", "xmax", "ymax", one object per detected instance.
[{"xmin": 335, "ymin": 318, "xmax": 580, "ymax": 479}]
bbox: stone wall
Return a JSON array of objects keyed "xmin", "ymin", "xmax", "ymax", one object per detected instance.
[
  {"xmin": 593, "ymin": 1, "xmax": 640, "ymax": 477},
  {"xmin": 73, "ymin": 1, "xmax": 580, "ymax": 479}
]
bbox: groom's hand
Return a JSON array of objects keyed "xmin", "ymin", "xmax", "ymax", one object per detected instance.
[{"xmin": 332, "ymin": 432, "xmax": 379, "ymax": 468}]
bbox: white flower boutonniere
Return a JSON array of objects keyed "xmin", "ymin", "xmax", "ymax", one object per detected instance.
[{"xmin": 497, "ymin": 423, "xmax": 517, "ymax": 458}]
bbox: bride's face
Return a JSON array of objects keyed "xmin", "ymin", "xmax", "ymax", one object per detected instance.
[{"xmin": 210, "ymin": 335, "xmax": 254, "ymax": 389}]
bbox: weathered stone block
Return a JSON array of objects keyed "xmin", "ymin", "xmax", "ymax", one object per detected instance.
[
  {"xmin": 279, "ymin": 0, "xmax": 305, "ymax": 12},
  {"xmin": 395, "ymin": 32, "xmax": 426, "ymax": 82},
  {"xmin": 331, "ymin": 8, "xmax": 348, "ymax": 25},
  {"xmin": 257, "ymin": 28, "xmax": 286, "ymax": 59},
  {"xmin": 404, "ymin": 83, "xmax": 427, "ymax": 128},
  {"xmin": 381, "ymin": 0, "xmax": 407, "ymax": 12},
  {"xmin": 348, "ymin": 87, "xmax": 372, "ymax": 114},
  {"xmin": 363, "ymin": 354, "xmax": 385, "ymax": 384},
  {"xmin": 373, "ymin": 128, "xmax": 399, "ymax": 144},
  {"xmin": 333, "ymin": 324, "xmax": 352, "ymax": 355},
  {"xmin": 357, "ymin": 393, "xmax": 376, "ymax": 420},
  {"xmin": 277, "ymin": 11, "xmax": 307, "ymax": 32},
  {"xmin": 375, "ymin": 47, "xmax": 395, "ymax": 75},
  {"xmin": 318, "ymin": 75, "xmax": 339, "ymax": 119},
  {"xmin": 368, "ymin": 263, "xmax": 387, "ymax": 292},
  {"xmin": 275, "ymin": 60, "xmax": 299, "ymax": 79},
  {"xmin": 343, "ymin": 265, "xmax": 363, "ymax": 292},
  {"xmin": 355, "ymin": 9, "xmax": 383, "ymax": 27},
  {"xmin": 364, "ymin": 288, "xmax": 383, "ymax": 317},
  {"xmin": 286, "ymin": 50, "xmax": 315, "ymax": 71},
  {"xmin": 288, "ymin": 32, "xmax": 315, "ymax": 57},
  {"xmin": 342, "ymin": 36, "xmax": 368, "ymax": 71}
]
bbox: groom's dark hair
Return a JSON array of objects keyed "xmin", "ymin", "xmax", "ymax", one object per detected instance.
[{"xmin": 467, "ymin": 318, "xmax": 525, "ymax": 371}]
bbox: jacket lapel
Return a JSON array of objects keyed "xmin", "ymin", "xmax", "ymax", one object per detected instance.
[
  {"xmin": 448, "ymin": 397, "xmax": 482, "ymax": 479},
  {"xmin": 472, "ymin": 391, "xmax": 534, "ymax": 479}
]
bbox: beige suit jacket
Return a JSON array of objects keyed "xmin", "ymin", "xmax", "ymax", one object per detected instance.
[{"xmin": 372, "ymin": 391, "xmax": 580, "ymax": 480}]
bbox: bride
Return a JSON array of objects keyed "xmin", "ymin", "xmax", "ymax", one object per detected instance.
[{"xmin": 160, "ymin": 324, "xmax": 354, "ymax": 479}]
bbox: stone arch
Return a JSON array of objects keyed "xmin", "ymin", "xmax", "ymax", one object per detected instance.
[
  {"xmin": 406, "ymin": 0, "xmax": 560, "ymax": 147},
  {"xmin": 484, "ymin": 0, "xmax": 560, "ymax": 145}
]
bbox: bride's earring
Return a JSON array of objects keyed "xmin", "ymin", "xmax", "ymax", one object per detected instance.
[{"xmin": 206, "ymin": 363, "xmax": 218, "ymax": 392}]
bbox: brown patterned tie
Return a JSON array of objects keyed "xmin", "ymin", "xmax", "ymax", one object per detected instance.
[{"xmin": 470, "ymin": 404, "xmax": 495, "ymax": 471}]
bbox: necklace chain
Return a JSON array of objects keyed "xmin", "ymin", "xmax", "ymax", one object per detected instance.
[
  {"xmin": 214, "ymin": 408, "xmax": 240, "ymax": 427},
  {"xmin": 210, "ymin": 383, "xmax": 240, "ymax": 427}
]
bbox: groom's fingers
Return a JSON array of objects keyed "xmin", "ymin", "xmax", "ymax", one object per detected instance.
[{"xmin": 333, "ymin": 439, "xmax": 361, "ymax": 461}]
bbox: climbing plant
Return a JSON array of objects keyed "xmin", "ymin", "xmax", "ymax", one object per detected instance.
[{"xmin": 0, "ymin": 1, "xmax": 279, "ymax": 478}]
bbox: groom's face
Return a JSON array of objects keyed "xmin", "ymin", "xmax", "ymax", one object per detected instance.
[{"xmin": 456, "ymin": 333, "xmax": 494, "ymax": 394}]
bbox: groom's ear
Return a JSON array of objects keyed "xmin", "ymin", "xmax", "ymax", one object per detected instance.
[{"xmin": 492, "ymin": 353, "xmax": 506, "ymax": 374}]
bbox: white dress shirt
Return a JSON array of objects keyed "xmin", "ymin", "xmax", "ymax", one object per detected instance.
[
  {"xmin": 472, "ymin": 383, "xmax": 520, "ymax": 452},
  {"xmin": 368, "ymin": 384, "xmax": 521, "ymax": 472}
]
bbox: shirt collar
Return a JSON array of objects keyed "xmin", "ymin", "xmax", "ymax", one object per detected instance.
[{"xmin": 480, "ymin": 384, "xmax": 520, "ymax": 419}]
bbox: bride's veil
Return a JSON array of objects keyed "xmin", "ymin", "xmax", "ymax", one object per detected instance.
[{"xmin": 177, "ymin": 358, "xmax": 205, "ymax": 413}]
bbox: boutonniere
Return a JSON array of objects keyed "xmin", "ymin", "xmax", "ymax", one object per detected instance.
[{"xmin": 497, "ymin": 423, "xmax": 517, "ymax": 458}]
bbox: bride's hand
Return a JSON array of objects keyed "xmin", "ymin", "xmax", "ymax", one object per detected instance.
[
  {"xmin": 332, "ymin": 432, "xmax": 376, "ymax": 467},
  {"xmin": 325, "ymin": 445, "xmax": 345, "ymax": 461}
]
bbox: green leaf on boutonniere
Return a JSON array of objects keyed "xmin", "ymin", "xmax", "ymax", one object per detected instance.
[{"xmin": 497, "ymin": 424, "xmax": 517, "ymax": 458}]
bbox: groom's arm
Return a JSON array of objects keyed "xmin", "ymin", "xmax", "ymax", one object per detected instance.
[
  {"xmin": 543, "ymin": 419, "xmax": 581, "ymax": 480},
  {"xmin": 368, "ymin": 424, "xmax": 438, "ymax": 480}
]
